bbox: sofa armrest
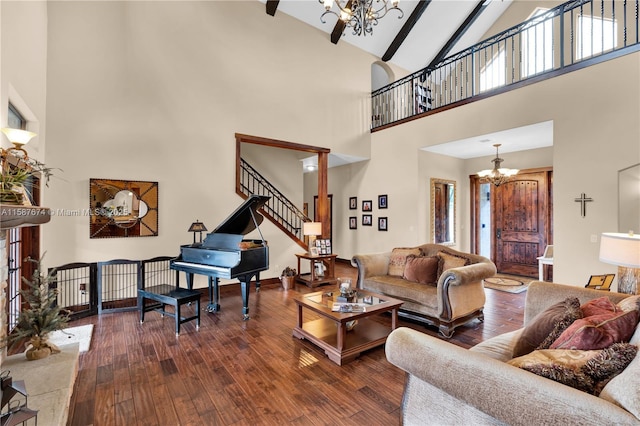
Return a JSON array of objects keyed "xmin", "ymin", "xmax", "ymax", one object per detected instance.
[
  {"xmin": 437, "ymin": 261, "xmax": 496, "ymax": 320},
  {"xmin": 524, "ymin": 281, "xmax": 630, "ymax": 325},
  {"xmin": 386, "ymin": 327, "xmax": 638, "ymax": 425},
  {"xmin": 351, "ymin": 252, "xmax": 391, "ymax": 288}
]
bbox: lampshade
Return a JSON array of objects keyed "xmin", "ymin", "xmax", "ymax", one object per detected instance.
[
  {"xmin": 303, "ymin": 222, "xmax": 322, "ymax": 236},
  {"xmin": 188, "ymin": 220, "xmax": 208, "ymax": 233},
  {"xmin": 599, "ymin": 232, "xmax": 640, "ymax": 268},
  {"xmin": 1, "ymin": 128, "xmax": 36, "ymax": 146}
]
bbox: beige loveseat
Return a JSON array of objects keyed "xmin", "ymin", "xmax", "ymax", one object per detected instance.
[
  {"xmin": 351, "ymin": 244, "xmax": 496, "ymax": 337},
  {"xmin": 386, "ymin": 281, "xmax": 640, "ymax": 425}
]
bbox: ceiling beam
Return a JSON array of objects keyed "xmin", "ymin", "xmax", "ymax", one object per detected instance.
[
  {"xmin": 382, "ymin": 0, "xmax": 432, "ymax": 62},
  {"xmin": 266, "ymin": 0, "xmax": 279, "ymax": 16},
  {"xmin": 331, "ymin": 0, "xmax": 352, "ymax": 44},
  {"xmin": 427, "ymin": 0, "xmax": 489, "ymax": 68}
]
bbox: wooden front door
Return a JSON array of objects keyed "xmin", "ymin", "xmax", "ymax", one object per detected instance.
[{"xmin": 494, "ymin": 171, "xmax": 551, "ymax": 277}]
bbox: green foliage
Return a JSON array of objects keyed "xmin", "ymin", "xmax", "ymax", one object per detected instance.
[{"xmin": 8, "ymin": 256, "xmax": 70, "ymax": 350}]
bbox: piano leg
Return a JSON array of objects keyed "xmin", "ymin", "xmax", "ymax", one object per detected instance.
[
  {"xmin": 207, "ymin": 277, "xmax": 221, "ymax": 313},
  {"xmin": 255, "ymin": 272, "xmax": 261, "ymax": 293},
  {"xmin": 240, "ymin": 278, "xmax": 251, "ymax": 320}
]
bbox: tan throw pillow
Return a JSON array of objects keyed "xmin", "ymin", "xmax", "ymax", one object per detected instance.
[
  {"xmin": 549, "ymin": 310, "xmax": 640, "ymax": 350},
  {"xmin": 617, "ymin": 295, "xmax": 640, "ymax": 313},
  {"xmin": 509, "ymin": 343, "xmax": 637, "ymax": 396},
  {"xmin": 403, "ymin": 255, "xmax": 439, "ymax": 285},
  {"xmin": 436, "ymin": 251, "xmax": 469, "ymax": 278},
  {"xmin": 512, "ymin": 297, "xmax": 582, "ymax": 358},
  {"xmin": 388, "ymin": 247, "xmax": 421, "ymax": 277}
]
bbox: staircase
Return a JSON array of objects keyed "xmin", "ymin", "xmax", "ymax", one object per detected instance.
[{"xmin": 236, "ymin": 158, "xmax": 310, "ymax": 249}]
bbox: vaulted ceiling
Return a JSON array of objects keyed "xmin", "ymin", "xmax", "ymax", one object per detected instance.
[{"xmin": 260, "ymin": 0, "xmax": 513, "ymax": 73}]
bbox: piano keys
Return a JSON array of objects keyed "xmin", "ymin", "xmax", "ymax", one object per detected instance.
[{"xmin": 170, "ymin": 195, "xmax": 270, "ymax": 320}]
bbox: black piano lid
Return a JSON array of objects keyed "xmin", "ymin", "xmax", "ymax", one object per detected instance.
[{"xmin": 211, "ymin": 195, "xmax": 270, "ymax": 236}]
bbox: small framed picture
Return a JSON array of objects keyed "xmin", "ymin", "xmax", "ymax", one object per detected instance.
[
  {"xmin": 349, "ymin": 196, "xmax": 357, "ymax": 210},
  {"xmin": 362, "ymin": 200, "xmax": 372, "ymax": 212},
  {"xmin": 349, "ymin": 216, "xmax": 357, "ymax": 230},
  {"xmin": 378, "ymin": 217, "xmax": 388, "ymax": 231},
  {"xmin": 310, "ymin": 247, "xmax": 319, "ymax": 256},
  {"xmin": 362, "ymin": 214, "xmax": 372, "ymax": 226},
  {"xmin": 315, "ymin": 239, "xmax": 331, "ymax": 255},
  {"xmin": 378, "ymin": 194, "xmax": 388, "ymax": 209},
  {"xmin": 363, "ymin": 295, "xmax": 373, "ymax": 304}
]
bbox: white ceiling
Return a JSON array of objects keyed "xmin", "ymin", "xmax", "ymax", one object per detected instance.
[
  {"xmin": 262, "ymin": 0, "xmax": 513, "ymax": 72},
  {"xmin": 421, "ymin": 120, "xmax": 554, "ymax": 159}
]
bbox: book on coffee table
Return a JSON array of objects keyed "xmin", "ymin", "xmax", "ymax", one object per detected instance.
[{"xmin": 331, "ymin": 303, "xmax": 367, "ymax": 313}]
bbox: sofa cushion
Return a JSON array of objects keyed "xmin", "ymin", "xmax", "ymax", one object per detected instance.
[
  {"xmin": 388, "ymin": 247, "xmax": 422, "ymax": 277},
  {"xmin": 549, "ymin": 309, "xmax": 639, "ymax": 350},
  {"xmin": 361, "ymin": 275, "xmax": 438, "ymax": 311},
  {"xmin": 509, "ymin": 343, "xmax": 637, "ymax": 395},
  {"xmin": 436, "ymin": 251, "xmax": 470, "ymax": 278},
  {"xmin": 600, "ymin": 348, "xmax": 640, "ymax": 420},
  {"xmin": 471, "ymin": 329, "xmax": 523, "ymax": 362},
  {"xmin": 512, "ymin": 297, "xmax": 582, "ymax": 358},
  {"xmin": 403, "ymin": 255, "xmax": 439, "ymax": 285}
]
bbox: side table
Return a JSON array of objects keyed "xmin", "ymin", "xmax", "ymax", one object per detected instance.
[{"xmin": 295, "ymin": 253, "xmax": 338, "ymax": 288}]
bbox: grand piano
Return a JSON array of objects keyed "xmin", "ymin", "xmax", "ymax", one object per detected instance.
[{"xmin": 170, "ymin": 195, "xmax": 270, "ymax": 320}]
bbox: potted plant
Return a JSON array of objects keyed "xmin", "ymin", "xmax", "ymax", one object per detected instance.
[
  {"xmin": 0, "ymin": 156, "xmax": 57, "ymax": 205},
  {"xmin": 280, "ymin": 266, "xmax": 297, "ymax": 290},
  {"xmin": 8, "ymin": 256, "xmax": 70, "ymax": 360}
]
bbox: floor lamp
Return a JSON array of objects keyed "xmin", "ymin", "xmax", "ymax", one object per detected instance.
[{"xmin": 599, "ymin": 232, "xmax": 640, "ymax": 294}]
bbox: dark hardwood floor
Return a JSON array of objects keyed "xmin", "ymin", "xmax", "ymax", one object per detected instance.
[{"xmin": 66, "ymin": 261, "xmax": 525, "ymax": 425}]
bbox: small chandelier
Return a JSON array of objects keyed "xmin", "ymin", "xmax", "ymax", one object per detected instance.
[
  {"xmin": 477, "ymin": 144, "xmax": 519, "ymax": 187},
  {"xmin": 320, "ymin": 0, "xmax": 404, "ymax": 36}
]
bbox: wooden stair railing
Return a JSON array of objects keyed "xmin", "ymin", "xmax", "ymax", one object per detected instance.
[{"xmin": 237, "ymin": 158, "xmax": 309, "ymax": 250}]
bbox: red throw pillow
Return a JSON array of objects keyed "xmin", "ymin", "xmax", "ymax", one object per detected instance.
[
  {"xmin": 581, "ymin": 296, "xmax": 619, "ymax": 317},
  {"xmin": 550, "ymin": 309, "xmax": 640, "ymax": 350},
  {"xmin": 403, "ymin": 256, "xmax": 439, "ymax": 285}
]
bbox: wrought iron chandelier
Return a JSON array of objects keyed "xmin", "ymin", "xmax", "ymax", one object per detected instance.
[
  {"xmin": 320, "ymin": 0, "xmax": 404, "ymax": 36},
  {"xmin": 477, "ymin": 144, "xmax": 519, "ymax": 187}
]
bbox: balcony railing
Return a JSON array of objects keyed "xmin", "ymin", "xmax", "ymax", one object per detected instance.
[{"xmin": 372, "ymin": 0, "xmax": 640, "ymax": 130}]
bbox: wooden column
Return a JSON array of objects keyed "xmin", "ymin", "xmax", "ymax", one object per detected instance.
[{"xmin": 317, "ymin": 152, "xmax": 330, "ymax": 239}]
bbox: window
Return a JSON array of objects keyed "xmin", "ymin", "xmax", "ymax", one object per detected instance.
[
  {"xmin": 522, "ymin": 8, "xmax": 554, "ymax": 78},
  {"xmin": 479, "ymin": 48, "xmax": 506, "ymax": 92},
  {"xmin": 577, "ymin": 15, "xmax": 618, "ymax": 60},
  {"xmin": 8, "ymin": 103, "xmax": 26, "ymax": 129}
]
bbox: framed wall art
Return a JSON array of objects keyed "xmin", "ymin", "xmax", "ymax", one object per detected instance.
[
  {"xmin": 362, "ymin": 214, "xmax": 372, "ymax": 226},
  {"xmin": 90, "ymin": 179, "xmax": 158, "ymax": 239},
  {"xmin": 349, "ymin": 196, "xmax": 357, "ymax": 210},
  {"xmin": 362, "ymin": 200, "xmax": 372, "ymax": 212},
  {"xmin": 378, "ymin": 194, "xmax": 388, "ymax": 209},
  {"xmin": 378, "ymin": 217, "xmax": 388, "ymax": 231},
  {"xmin": 349, "ymin": 216, "xmax": 357, "ymax": 230}
]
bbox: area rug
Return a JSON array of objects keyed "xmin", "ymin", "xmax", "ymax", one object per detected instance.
[
  {"xmin": 48, "ymin": 324, "xmax": 93, "ymax": 353},
  {"xmin": 483, "ymin": 275, "xmax": 533, "ymax": 294}
]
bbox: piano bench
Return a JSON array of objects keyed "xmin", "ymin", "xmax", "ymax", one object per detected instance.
[{"xmin": 138, "ymin": 284, "xmax": 201, "ymax": 335}]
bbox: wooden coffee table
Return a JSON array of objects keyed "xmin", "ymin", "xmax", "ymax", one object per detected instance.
[{"xmin": 292, "ymin": 288, "xmax": 403, "ymax": 365}]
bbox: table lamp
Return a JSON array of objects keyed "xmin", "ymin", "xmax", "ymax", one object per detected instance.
[
  {"xmin": 303, "ymin": 221, "xmax": 322, "ymax": 254},
  {"xmin": 188, "ymin": 220, "xmax": 208, "ymax": 244},
  {"xmin": 599, "ymin": 232, "xmax": 640, "ymax": 294}
]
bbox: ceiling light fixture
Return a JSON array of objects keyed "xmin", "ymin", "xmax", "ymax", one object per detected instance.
[
  {"xmin": 477, "ymin": 143, "xmax": 519, "ymax": 187},
  {"xmin": 320, "ymin": 0, "xmax": 403, "ymax": 36}
]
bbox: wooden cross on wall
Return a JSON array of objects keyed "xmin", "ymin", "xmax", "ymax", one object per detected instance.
[{"xmin": 574, "ymin": 193, "xmax": 593, "ymax": 217}]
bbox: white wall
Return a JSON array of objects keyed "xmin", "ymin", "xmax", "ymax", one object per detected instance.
[
  {"xmin": 351, "ymin": 54, "xmax": 639, "ymax": 289},
  {"xmin": 41, "ymin": 1, "xmax": 382, "ymax": 285},
  {"xmin": 1, "ymin": 1, "xmax": 48, "ymax": 162}
]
